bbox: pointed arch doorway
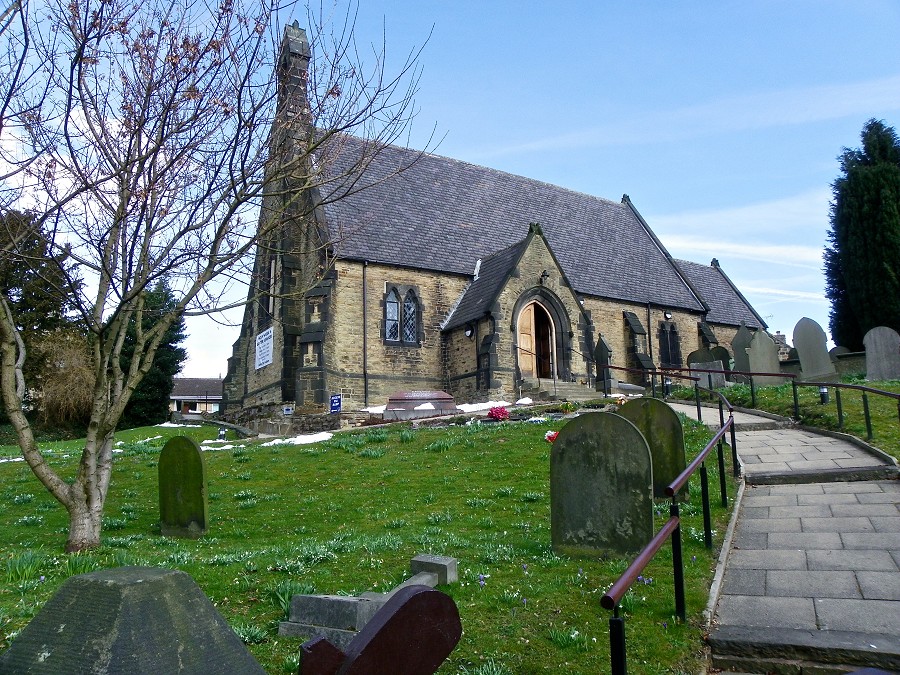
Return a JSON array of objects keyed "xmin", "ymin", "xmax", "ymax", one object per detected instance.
[{"xmin": 518, "ymin": 301, "xmax": 555, "ymax": 379}]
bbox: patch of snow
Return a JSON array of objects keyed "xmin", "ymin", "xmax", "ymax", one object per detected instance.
[
  {"xmin": 155, "ymin": 422, "xmax": 201, "ymax": 428},
  {"xmin": 515, "ymin": 397, "xmax": 533, "ymax": 405},
  {"xmin": 261, "ymin": 432, "xmax": 333, "ymax": 447},
  {"xmin": 456, "ymin": 400, "xmax": 511, "ymax": 413},
  {"xmin": 361, "ymin": 405, "xmax": 386, "ymax": 414},
  {"xmin": 0, "ymin": 456, "xmax": 24, "ymax": 464},
  {"xmin": 137, "ymin": 435, "xmax": 162, "ymax": 443},
  {"xmin": 413, "ymin": 402, "xmax": 435, "ymax": 410}
]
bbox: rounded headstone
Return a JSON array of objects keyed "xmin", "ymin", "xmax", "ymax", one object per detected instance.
[
  {"xmin": 617, "ymin": 398, "xmax": 686, "ymax": 499},
  {"xmin": 159, "ymin": 436, "xmax": 208, "ymax": 538},
  {"xmin": 550, "ymin": 412, "xmax": 653, "ymax": 556}
]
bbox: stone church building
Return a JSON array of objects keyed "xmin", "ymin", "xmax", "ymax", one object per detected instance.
[{"xmin": 222, "ymin": 25, "xmax": 765, "ymax": 416}]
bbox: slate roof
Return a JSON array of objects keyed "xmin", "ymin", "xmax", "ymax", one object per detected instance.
[
  {"xmin": 170, "ymin": 378, "xmax": 224, "ymax": 400},
  {"xmin": 443, "ymin": 238, "xmax": 529, "ymax": 330},
  {"xmin": 319, "ymin": 140, "xmax": 706, "ymax": 312},
  {"xmin": 674, "ymin": 259, "xmax": 767, "ymax": 330}
]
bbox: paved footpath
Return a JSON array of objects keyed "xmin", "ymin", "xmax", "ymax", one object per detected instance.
[{"xmin": 669, "ymin": 402, "xmax": 900, "ymax": 674}]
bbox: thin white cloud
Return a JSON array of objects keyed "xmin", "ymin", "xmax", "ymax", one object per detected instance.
[
  {"xmin": 474, "ymin": 74, "xmax": 900, "ymax": 158},
  {"xmin": 741, "ymin": 286, "xmax": 828, "ymax": 303},
  {"xmin": 662, "ymin": 235, "xmax": 822, "ymax": 269}
]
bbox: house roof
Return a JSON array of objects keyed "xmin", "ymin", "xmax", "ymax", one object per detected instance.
[
  {"xmin": 320, "ymin": 140, "xmax": 706, "ymax": 312},
  {"xmin": 171, "ymin": 378, "xmax": 224, "ymax": 400},
  {"xmin": 674, "ymin": 258, "xmax": 767, "ymax": 330}
]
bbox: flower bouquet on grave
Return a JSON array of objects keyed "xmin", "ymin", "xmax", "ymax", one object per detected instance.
[
  {"xmin": 544, "ymin": 430, "xmax": 559, "ymax": 443},
  {"xmin": 487, "ymin": 406, "xmax": 510, "ymax": 421}
]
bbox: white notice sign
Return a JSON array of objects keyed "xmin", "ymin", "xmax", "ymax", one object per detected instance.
[{"xmin": 255, "ymin": 327, "xmax": 274, "ymax": 370}]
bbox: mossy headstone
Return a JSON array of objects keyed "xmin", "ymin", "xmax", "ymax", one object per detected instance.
[
  {"xmin": 159, "ymin": 435, "xmax": 208, "ymax": 538},
  {"xmin": 0, "ymin": 567, "xmax": 264, "ymax": 674},
  {"xmin": 617, "ymin": 397, "xmax": 687, "ymax": 499},
  {"xmin": 550, "ymin": 412, "xmax": 653, "ymax": 557}
]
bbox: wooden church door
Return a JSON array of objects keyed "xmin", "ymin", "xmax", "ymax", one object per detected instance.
[{"xmin": 518, "ymin": 302, "xmax": 555, "ymax": 379}]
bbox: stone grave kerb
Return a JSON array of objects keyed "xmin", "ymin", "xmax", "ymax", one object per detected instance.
[{"xmin": 159, "ymin": 435, "xmax": 208, "ymax": 538}]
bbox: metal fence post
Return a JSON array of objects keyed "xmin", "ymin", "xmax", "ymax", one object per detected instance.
[
  {"xmin": 750, "ymin": 376, "xmax": 756, "ymax": 408},
  {"xmin": 836, "ymin": 388, "xmax": 843, "ymax": 429},
  {"xmin": 792, "ymin": 380, "xmax": 800, "ymax": 419},
  {"xmin": 694, "ymin": 383, "xmax": 702, "ymax": 422},
  {"xmin": 610, "ymin": 609, "xmax": 627, "ymax": 675},
  {"xmin": 863, "ymin": 392, "xmax": 873, "ymax": 440},
  {"xmin": 717, "ymin": 438, "xmax": 728, "ymax": 508},
  {"xmin": 670, "ymin": 501, "xmax": 686, "ymax": 621},
  {"xmin": 700, "ymin": 463, "xmax": 712, "ymax": 549}
]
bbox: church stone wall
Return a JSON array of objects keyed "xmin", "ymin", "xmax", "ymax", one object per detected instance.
[
  {"xmin": 443, "ymin": 324, "xmax": 481, "ymax": 403},
  {"xmin": 326, "ymin": 260, "xmax": 470, "ymax": 410},
  {"xmin": 490, "ymin": 235, "xmax": 592, "ymax": 397}
]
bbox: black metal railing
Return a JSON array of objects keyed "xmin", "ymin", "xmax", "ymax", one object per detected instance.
[{"xmin": 599, "ymin": 409, "xmax": 735, "ymax": 674}]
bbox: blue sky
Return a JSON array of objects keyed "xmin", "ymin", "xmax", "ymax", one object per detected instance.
[{"xmin": 182, "ymin": 0, "xmax": 900, "ymax": 376}]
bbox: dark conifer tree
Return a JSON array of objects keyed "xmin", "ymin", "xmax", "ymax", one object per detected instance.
[
  {"xmin": 119, "ymin": 283, "xmax": 187, "ymax": 428},
  {"xmin": 825, "ymin": 119, "xmax": 900, "ymax": 350}
]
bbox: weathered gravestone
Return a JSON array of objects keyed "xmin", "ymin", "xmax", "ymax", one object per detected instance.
[
  {"xmin": 686, "ymin": 347, "xmax": 715, "ymax": 368},
  {"xmin": 616, "ymin": 398, "xmax": 687, "ymax": 499},
  {"xmin": 300, "ymin": 585, "xmax": 462, "ymax": 675},
  {"xmin": 0, "ymin": 567, "xmax": 265, "ymax": 675},
  {"xmin": 864, "ymin": 326, "xmax": 900, "ymax": 381},
  {"xmin": 159, "ymin": 435, "xmax": 208, "ymax": 538},
  {"xmin": 793, "ymin": 317, "xmax": 838, "ymax": 382},
  {"xmin": 731, "ymin": 323, "xmax": 754, "ymax": 376},
  {"xmin": 550, "ymin": 412, "xmax": 653, "ymax": 556},
  {"xmin": 689, "ymin": 360, "xmax": 726, "ymax": 389},
  {"xmin": 746, "ymin": 331, "xmax": 786, "ymax": 386},
  {"xmin": 594, "ymin": 335, "xmax": 617, "ymax": 394},
  {"xmin": 710, "ymin": 346, "xmax": 733, "ymax": 380}
]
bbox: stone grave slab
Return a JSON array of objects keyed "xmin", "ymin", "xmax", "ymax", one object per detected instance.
[
  {"xmin": 617, "ymin": 397, "xmax": 687, "ymax": 499},
  {"xmin": 159, "ymin": 435, "xmax": 208, "ymax": 538},
  {"xmin": 731, "ymin": 323, "xmax": 754, "ymax": 376},
  {"xmin": 383, "ymin": 391, "xmax": 458, "ymax": 421},
  {"xmin": 300, "ymin": 585, "xmax": 462, "ymax": 675},
  {"xmin": 550, "ymin": 412, "xmax": 653, "ymax": 556},
  {"xmin": 863, "ymin": 326, "xmax": 900, "ymax": 381},
  {"xmin": 747, "ymin": 332, "xmax": 786, "ymax": 386},
  {"xmin": 690, "ymin": 359, "xmax": 725, "ymax": 389},
  {"xmin": 793, "ymin": 317, "xmax": 838, "ymax": 382},
  {"xmin": 0, "ymin": 567, "xmax": 264, "ymax": 675}
]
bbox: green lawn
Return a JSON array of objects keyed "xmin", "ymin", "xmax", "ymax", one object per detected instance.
[
  {"xmin": 678, "ymin": 377, "xmax": 900, "ymax": 462},
  {"xmin": 0, "ymin": 414, "xmax": 736, "ymax": 674}
]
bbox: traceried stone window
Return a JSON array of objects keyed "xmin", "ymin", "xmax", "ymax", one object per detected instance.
[{"xmin": 384, "ymin": 285, "xmax": 420, "ymax": 345}]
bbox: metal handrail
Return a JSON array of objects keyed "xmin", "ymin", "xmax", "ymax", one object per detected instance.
[{"xmin": 599, "ymin": 388, "xmax": 736, "ymax": 674}]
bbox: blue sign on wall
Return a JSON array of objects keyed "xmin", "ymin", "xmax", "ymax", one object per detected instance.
[{"xmin": 329, "ymin": 394, "xmax": 342, "ymax": 414}]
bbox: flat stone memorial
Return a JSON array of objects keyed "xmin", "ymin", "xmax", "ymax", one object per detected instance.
[
  {"xmin": 159, "ymin": 436, "xmax": 208, "ymax": 538},
  {"xmin": 550, "ymin": 412, "xmax": 653, "ymax": 556},
  {"xmin": 0, "ymin": 567, "xmax": 264, "ymax": 674},
  {"xmin": 617, "ymin": 398, "xmax": 687, "ymax": 499},
  {"xmin": 863, "ymin": 326, "xmax": 900, "ymax": 380},
  {"xmin": 746, "ymin": 332, "xmax": 786, "ymax": 386},
  {"xmin": 690, "ymin": 359, "xmax": 725, "ymax": 389},
  {"xmin": 793, "ymin": 317, "xmax": 838, "ymax": 382},
  {"xmin": 731, "ymin": 323, "xmax": 754, "ymax": 376}
]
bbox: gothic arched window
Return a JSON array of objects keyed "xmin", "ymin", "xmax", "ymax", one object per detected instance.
[{"xmin": 384, "ymin": 285, "xmax": 420, "ymax": 345}]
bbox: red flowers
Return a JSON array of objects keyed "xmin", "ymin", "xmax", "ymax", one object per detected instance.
[
  {"xmin": 487, "ymin": 406, "xmax": 510, "ymax": 421},
  {"xmin": 545, "ymin": 430, "xmax": 559, "ymax": 443}
]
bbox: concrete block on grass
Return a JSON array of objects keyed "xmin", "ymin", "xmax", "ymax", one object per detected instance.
[{"xmin": 410, "ymin": 554, "xmax": 458, "ymax": 584}]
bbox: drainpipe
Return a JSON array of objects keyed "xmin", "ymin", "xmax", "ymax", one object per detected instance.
[{"xmin": 362, "ymin": 261, "xmax": 369, "ymax": 406}]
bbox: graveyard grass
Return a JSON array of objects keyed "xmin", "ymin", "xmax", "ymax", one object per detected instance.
[
  {"xmin": 682, "ymin": 378, "xmax": 900, "ymax": 462},
  {"xmin": 0, "ymin": 414, "xmax": 737, "ymax": 674}
]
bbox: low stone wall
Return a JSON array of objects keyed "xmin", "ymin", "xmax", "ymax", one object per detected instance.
[{"xmin": 223, "ymin": 403, "xmax": 373, "ymax": 435}]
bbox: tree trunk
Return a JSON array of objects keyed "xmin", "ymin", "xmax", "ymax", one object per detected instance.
[{"xmin": 64, "ymin": 497, "xmax": 103, "ymax": 552}]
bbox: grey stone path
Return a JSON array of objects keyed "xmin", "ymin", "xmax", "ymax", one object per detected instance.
[{"xmin": 667, "ymin": 402, "xmax": 900, "ymax": 673}]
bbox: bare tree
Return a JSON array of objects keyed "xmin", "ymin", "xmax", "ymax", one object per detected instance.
[{"xmin": 0, "ymin": 0, "xmax": 426, "ymax": 551}]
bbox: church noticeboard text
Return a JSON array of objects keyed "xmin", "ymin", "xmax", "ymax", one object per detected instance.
[{"xmin": 255, "ymin": 327, "xmax": 274, "ymax": 370}]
